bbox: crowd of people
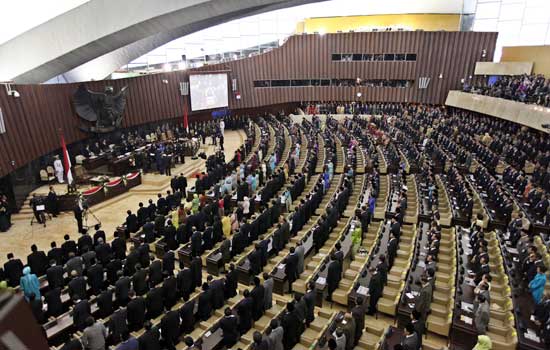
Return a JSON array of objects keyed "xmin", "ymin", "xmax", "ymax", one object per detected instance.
[{"xmin": 464, "ymin": 74, "xmax": 550, "ymax": 107}]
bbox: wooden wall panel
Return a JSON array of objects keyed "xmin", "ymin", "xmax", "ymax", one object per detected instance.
[{"xmin": 0, "ymin": 31, "xmax": 496, "ymax": 177}]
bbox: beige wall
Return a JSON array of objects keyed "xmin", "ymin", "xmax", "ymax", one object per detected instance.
[
  {"xmin": 501, "ymin": 46, "xmax": 550, "ymax": 77},
  {"xmin": 474, "ymin": 61, "xmax": 533, "ymax": 76},
  {"xmin": 445, "ymin": 91, "xmax": 550, "ymax": 133}
]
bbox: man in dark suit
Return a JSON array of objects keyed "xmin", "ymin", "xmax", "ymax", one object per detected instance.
[
  {"xmin": 351, "ymin": 296, "xmax": 366, "ymax": 346},
  {"xmin": 3, "ymin": 253, "xmax": 23, "ymax": 287},
  {"xmin": 160, "ymin": 310, "xmax": 181, "ymax": 349},
  {"xmin": 146, "ymin": 287, "xmax": 164, "ymax": 319},
  {"xmin": 250, "ymin": 277, "xmax": 265, "ymax": 321},
  {"xmin": 111, "ymin": 231, "xmax": 127, "ymax": 259},
  {"xmin": 198, "ymin": 282, "xmax": 213, "ymax": 321},
  {"xmin": 27, "ymin": 244, "xmax": 48, "ymax": 276},
  {"xmin": 220, "ymin": 307, "xmax": 239, "ymax": 348},
  {"xmin": 249, "ymin": 244, "xmax": 262, "ymax": 276},
  {"xmin": 124, "ymin": 248, "xmax": 140, "ymax": 276},
  {"xmin": 106, "ymin": 258, "xmax": 122, "ymax": 285},
  {"xmin": 44, "ymin": 287, "xmax": 63, "ymax": 317},
  {"xmin": 367, "ymin": 268, "xmax": 383, "ymax": 315},
  {"xmin": 72, "ymin": 297, "xmax": 91, "ymax": 331},
  {"xmin": 127, "ymin": 290, "xmax": 146, "ymax": 331},
  {"xmin": 68, "ymin": 271, "xmax": 87, "ymax": 300},
  {"xmin": 304, "ymin": 281, "xmax": 316, "ymax": 326},
  {"xmin": 285, "ymin": 247, "xmax": 299, "ymax": 293},
  {"xmin": 47, "ymin": 241, "xmax": 64, "ymax": 266},
  {"xmin": 77, "ymin": 231, "xmax": 93, "ymax": 255},
  {"xmin": 176, "ymin": 267, "xmax": 194, "ymax": 300},
  {"xmin": 115, "ymin": 271, "xmax": 131, "ymax": 306},
  {"xmin": 387, "ymin": 232, "xmax": 398, "ymax": 268},
  {"xmin": 326, "ymin": 254, "xmax": 341, "ymax": 302},
  {"xmin": 190, "ymin": 228, "xmax": 202, "ymax": 257},
  {"xmin": 401, "ymin": 323, "xmax": 420, "ymax": 350},
  {"xmin": 238, "ymin": 290, "xmax": 254, "ymax": 334},
  {"xmin": 126, "ymin": 210, "xmax": 139, "ymax": 234},
  {"xmin": 132, "ymin": 264, "xmax": 149, "ymax": 296},
  {"xmin": 162, "ymin": 250, "xmax": 175, "ymax": 275},
  {"xmin": 225, "ymin": 263, "xmax": 238, "ymax": 299},
  {"xmin": 162, "ymin": 271, "xmax": 178, "ymax": 309},
  {"xmin": 282, "ymin": 302, "xmax": 301, "ymax": 350},
  {"xmin": 156, "ymin": 194, "xmax": 168, "ymax": 215},
  {"xmin": 96, "ymin": 288, "xmax": 114, "ymax": 319},
  {"xmin": 209, "ymin": 275, "xmax": 225, "ymax": 310},
  {"xmin": 92, "ymin": 225, "xmax": 106, "ymax": 247},
  {"xmin": 46, "ymin": 259, "xmax": 64, "ymax": 289},
  {"xmin": 148, "ymin": 257, "xmax": 162, "ymax": 288},
  {"xmin": 390, "ymin": 216, "xmax": 401, "ymax": 239},
  {"xmin": 94, "ymin": 238, "xmax": 111, "ymax": 265},
  {"xmin": 414, "ymin": 275, "xmax": 433, "ymax": 324},
  {"xmin": 137, "ymin": 202, "xmax": 149, "ymax": 227},
  {"xmin": 190, "ymin": 255, "xmax": 202, "ymax": 288},
  {"xmin": 86, "ymin": 259, "xmax": 104, "ymax": 295},
  {"xmin": 179, "ymin": 299, "xmax": 195, "ymax": 334},
  {"xmin": 61, "ymin": 234, "xmax": 77, "ymax": 262},
  {"xmin": 138, "ymin": 321, "xmax": 161, "ymax": 350}
]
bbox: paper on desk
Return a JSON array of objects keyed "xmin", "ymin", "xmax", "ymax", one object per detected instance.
[
  {"xmin": 461, "ymin": 302, "xmax": 474, "ymax": 312},
  {"xmin": 507, "ymin": 247, "xmax": 518, "ymax": 255},
  {"xmin": 406, "ymin": 292, "xmax": 415, "ymax": 299},
  {"xmin": 278, "ymin": 264, "xmax": 286, "ymax": 270},
  {"xmin": 357, "ymin": 286, "xmax": 369, "ymax": 296},
  {"xmin": 316, "ymin": 277, "xmax": 327, "ymax": 285},
  {"xmin": 460, "ymin": 315, "xmax": 473, "ymax": 325}
]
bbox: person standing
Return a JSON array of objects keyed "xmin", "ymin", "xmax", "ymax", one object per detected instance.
[
  {"xmin": 20, "ymin": 266, "xmax": 40, "ymax": 301},
  {"xmin": 46, "ymin": 186, "xmax": 59, "ymax": 217},
  {"xmin": 529, "ymin": 265, "xmax": 547, "ymax": 304},
  {"xmin": 53, "ymin": 155, "xmax": 64, "ymax": 183},
  {"xmin": 81, "ymin": 317, "xmax": 107, "ymax": 350}
]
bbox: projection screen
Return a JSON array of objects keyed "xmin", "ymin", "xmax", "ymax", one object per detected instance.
[{"xmin": 189, "ymin": 73, "xmax": 229, "ymax": 111}]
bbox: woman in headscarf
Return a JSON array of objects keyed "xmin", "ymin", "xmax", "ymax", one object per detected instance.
[
  {"xmin": 20, "ymin": 266, "xmax": 40, "ymax": 301},
  {"xmin": 191, "ymin": 194, "xmax": 200, "ymax": 214},
  {"xmin": 473, "ymin": 335, "xmax": 492, "ymax": 350}
]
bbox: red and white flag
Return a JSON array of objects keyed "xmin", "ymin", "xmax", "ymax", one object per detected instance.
[{"xmin": 60, "ymin": 133, "xmax": 73, "ymax": 184}]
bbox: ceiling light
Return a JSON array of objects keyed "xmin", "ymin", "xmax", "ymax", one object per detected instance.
[{"xmin": 163, "ymin": 63, "xmax": 171, "ymax": 72}]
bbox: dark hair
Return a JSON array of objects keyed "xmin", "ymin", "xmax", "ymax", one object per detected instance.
[
  {"xmin": 7, "ymin": 253, "xmax": 13, "ymax": 259},
  {"xmin": 405, "ymin": 322, "xmax": 415, "ymax": 333},
  {"xmin": 121, "ymin": 330, "xmax": 130, "ymax": 341},
  {"xmin": 85, "ymin": 317, "xmax": 95, "ymax": 327},
  {"xmin": 253, "ymin": 277, "xmax": 260, "ymax": 286},
  {"xmin": 50, "ymin": 241, "xmax": 57, "ymax": 248},
  {"xmin": 31, "ymin": 244, "xmax": 37, "ymax": 252},
  {"xmin": 411, "ymin": 309, "xmax": 421, "ymax": 320}
]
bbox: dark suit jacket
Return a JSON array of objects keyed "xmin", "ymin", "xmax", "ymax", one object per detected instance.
[
  {"xmin": 179, "ymin": 300, "xmax": 195, "ymax": 333},
  {"xmin": 45, "ymin": 287, "xmax": 63, "ymax": 317},
  {"xmin": 249, "ymin": 249, "xmax": 262, "ymax": 275},
  {"xmin": 77, "ymin": 235, "xmax": 93, "ymax": 253},
  {"xmin": 138, "ymin": 328, "xmax": 161, "ymax": 350},
  {"xmin": 115, "ymin": 276, "xmax": 131, "ymax": 304},
  {"xmin": 326, "ymin": 260, "xmax": 341, "ymax": 292},
  {"xmin": 95, "ymin": 243, "xmax": 112, "ymax": 264},
  {"xmin": 68, "ymin": 276, "xmax": 87, "ymax": 300},
  {"xmin": 72, "ymin": 299, "xmax": 91, "ymax": 331},
  {"xmin": 86, "ymin": 263, "xmax": 104, "ymax": 294},
  {"xmin": 61, "ymin": 240, "xmax": 77, "ymax": 261},
  {"xmin": 111, "ymin": 237, "xmax": 127, "ymax": 259},
  {"xmin": 27, "ymin": 251, "xmax": 48, "ymax": 276},
  {"xmin": 97, "ymin": 289, "xmax": 114, "ymax": 319},
  {"xmin": 225, "ymin": 270, "xmax": 238, "ymax": 299},
  {"xmin": 160, "ymin": 310, "xmax": 181, "ymax": 343},
  {"xmin": 146, "ymin": 287, "xmax": 164, "ymax": 319},
  {"xmin": 220, "ymin": 315, "xmax": 239, "ymax": 345},
  {"xmin": 47, "ymin": 247, "xmax": 64, "ymax": 266},
  {"xmin": 148, "ymin": 260, "xmax": 163, "ymax": 287},
  {"xmin": 210, "ymin": 278, "xmax": 226, "ymax": 310},
  {"xmin": 198, "ymin": 289, "xmax": 212, "ymax": 321},
  {"xmin": 190, "ymin": 256, "xmax": 202, "ymax": 287},
  {"xmin": 238, "ymin": 297, "xmax": 254, "ymax": 333},
  {"xmin": 162, "ymin": 251, "xmax": 175, "ymax": 274},
  {"xmin": 132, "ymin": 269, "xmax": 149, "ymax": 296},
  {"xmin": 46, "ymin": 265, "xmax": 65, "ymax": 289},
  {"xmin": 250, "ymin": 285, "xmax": 265, "ymax": 320},
  {"xmin": 127, "ymin": 297, "xmax": 146, "ymax": 328},
  {"xmin": 285, "ymin": 253, "xmax": 299, "ymax": 282},
  {"xmin": 177, "ymin": 268, "xmax": 194, "ymax": 299},
  {"xmin": 3, "ymin": 259, "xmax": 23, "ymax": 287},
  {"xmin": 162, "ymin": 276, "xmax": 178, "ymax": 308}
]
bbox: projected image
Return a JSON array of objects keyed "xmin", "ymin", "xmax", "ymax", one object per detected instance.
[{"xmin": 189, "ymin": 73, "xmax": 229, "ymax": 111}]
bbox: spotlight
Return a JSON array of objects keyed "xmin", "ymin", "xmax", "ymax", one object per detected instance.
[
  {"xmin": 356, "ymin": 92, "xmax": 362, "ymax": 98},
  {"xmin": 163, "ymin": 63, "xmax": 172, "ymax": 72},
  {"xmin": 9, "ymin": 90, "xmax": 20, "ymax": 98}
]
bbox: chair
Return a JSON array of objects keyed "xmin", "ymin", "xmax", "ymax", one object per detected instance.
[
  {"xmin": 46, "ymin": 165, "xmax": 55, "ymax": 176},
  {"xmin": 40, "ymin": 169, "xmax": 55, "ymax": 183}
]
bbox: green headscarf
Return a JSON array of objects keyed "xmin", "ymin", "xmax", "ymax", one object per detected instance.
[{"xmin": 473, "ymin": 335, "xmax": 492, "ymax": 350}]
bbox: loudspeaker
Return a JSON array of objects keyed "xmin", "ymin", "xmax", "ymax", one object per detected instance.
[
  {"xmin": 232, "ymin": 78, "xmax": 237, "ymax": 92},
  {"xmin": 179, "ymin": 82, "xmax": 189, "ymax": 96}
]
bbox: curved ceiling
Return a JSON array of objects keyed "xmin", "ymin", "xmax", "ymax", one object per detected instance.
[{"xmin": 0, "ymin": 0, "xmax": 325, "ymax": 84}]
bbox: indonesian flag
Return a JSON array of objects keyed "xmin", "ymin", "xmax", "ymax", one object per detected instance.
[
  {"xmin": 183, "ymin": 96, "xmax": 189, "ymax": 132},
  {"xmin": 60, "ymin": 133, "xmax": 73, "ymax": 184}
]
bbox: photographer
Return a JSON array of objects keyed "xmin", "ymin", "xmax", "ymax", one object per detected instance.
[
  {"xmin": 30, "ymin": 194, "xmax": 46, "ymax": 226},
  {"xmin": 74, "ymin": 196, "xmax": 85, "ymax": 233}
]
